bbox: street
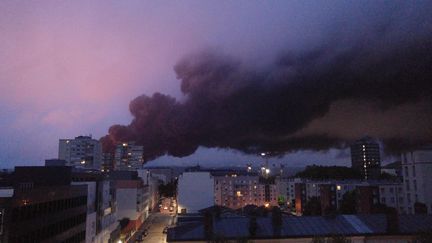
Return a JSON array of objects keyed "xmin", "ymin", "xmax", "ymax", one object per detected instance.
[
  {"xmin": 128, "ymin": 212, "xmax": 174, "ymax": 243},
  {"xmin": 143, "ymin": 212, "xmax": 173, "ymax": 243}
]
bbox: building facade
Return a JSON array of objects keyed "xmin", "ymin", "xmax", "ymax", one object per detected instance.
[
  {"xmin": 177, "ymin": 172, "xmax": 214, "ymax": 214},
  {"xmin": 401, "ymin": 147, "xmax": 432, "ymax": 214},
  {"xmin": 114, "ymin": 142, "xmax": 144, "ymax": 170},
  {"xmin": 59, "ymin": 135, "xmax": 103, "ymax": 170},
  {"xmin": 214, "ymin": 174, "xmax": 278, "ymax": 209},
  {"xmin": 351, "ymin": 137, "xmax": 381, "ymax": 180},
  {"xmin": 0, "ymin": 167, "xmax": 88, "ymax": 243},
  {"xmin": 280, "ymin": 178, "xmax": 402, "ymax": 215}
]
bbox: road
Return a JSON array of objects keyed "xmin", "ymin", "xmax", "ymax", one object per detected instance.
[
  {"xmin": 143, "ymin": 213, "xmax": 173, "ymax": 243},
  {"xmin": 128, "ymin": 212, "xmax": 174, "ymax": 243}
]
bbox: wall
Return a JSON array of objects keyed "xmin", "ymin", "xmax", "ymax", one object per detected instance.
[{"xmin": 177, "ymin": 172, "xmax": 214, "ymax": 214}]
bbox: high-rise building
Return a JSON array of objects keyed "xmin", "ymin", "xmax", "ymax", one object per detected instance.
[
  {"xmin": 114, "ymin": 142, "xmax": 144, "ymax": 170},
  {"xmin": 59, "ymin": 135, "xmax": 102, "ymax": 170},
  {"xmin": 350, "ymin": 136, "xmax": 381, "ymax": 180}
]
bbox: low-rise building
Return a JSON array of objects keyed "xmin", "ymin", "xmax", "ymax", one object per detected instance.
[{"xmin": 0, "ymin": 167, "xmax": 87, "ymax": 243}]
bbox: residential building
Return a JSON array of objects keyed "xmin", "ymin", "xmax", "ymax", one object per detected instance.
[
  {"xmin": 279, "ymin": 178, "xmax": 403, "ymax": 215},
  {"xmin": 114, "ymin": 142, "xmax": 144, "ymax": 170},
  {"xmin": 213, "ymin": 173, "xmax": 278, "ymax": 209},
  {"xmin": 0, "ymin": 167, "xmax": 87, "ymax": 243},
  {"xmin": 109, "ymin": 171, "xmax": 150, "ymax": 241},
  {"xmin": 401, "ymin": 147, "xmax": 432, "ymax": 214},
  {"xmin": 351, "ymin": 136, "xmax": 381, "ymax": 180},
  {"xmin": 71, "ymin": 171, "xmax": 119, "ymax": 243},
  {"xmin": 138, "ymin": 169, "xmax": 160, "ymax": 211},
  {"xmin": 59, "ymin": 135, "xmax": 103, "ymax": 170}
]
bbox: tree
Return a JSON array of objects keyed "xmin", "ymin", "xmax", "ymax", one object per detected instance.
[
  {"xmin": 303, "ymin": 197, "xmax": 322, "ymax": 216},
  {"xmin": 295, "ymin": 165, "xmax": 362, "ymax": 180},
  {"xmin": 158, "ymin": 179, "xmax": 177, "ymax": 197},
  {"xmin": 339, "ymin": 191, "xmax": 356, "ymax": 214}
]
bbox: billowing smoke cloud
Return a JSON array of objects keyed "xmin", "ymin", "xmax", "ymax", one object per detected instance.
[{"xmin": 102, "ymin": 7, "xmax": 432, "ymax": 161}]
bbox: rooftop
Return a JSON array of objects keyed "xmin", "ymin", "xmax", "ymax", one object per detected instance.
[{"xmin": 168, "ymin": 214, "xmax": 432, "ymax": 241}]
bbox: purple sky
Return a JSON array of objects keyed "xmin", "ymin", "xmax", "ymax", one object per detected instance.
[{"xmin": 2, "ymin": 0, "xmax": 428, "ymax": 168}]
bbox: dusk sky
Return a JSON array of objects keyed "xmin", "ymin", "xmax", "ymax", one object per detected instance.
[{"xmin": 1, "ymin": 1, "xmax": 431, "ymax": 168}]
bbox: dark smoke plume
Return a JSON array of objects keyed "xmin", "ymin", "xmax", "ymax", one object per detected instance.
[{"xmin": 102, "ymin": 16, "xmax": 432, "ymax": 161}]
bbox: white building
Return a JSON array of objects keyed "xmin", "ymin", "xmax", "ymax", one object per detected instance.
[
  {"xmin": 214, "ymin": 174, "xmax": 278, "ymax": 209},
  {"xmin": 177, "ymin": 172, "xmax": 214, "ymax": 214},
  {"xmin": 59, "ymin": 135, "xmax": 102, "ymax": 170},
  {"xmin": 115, "ymin": 179, "xmax": 149, "ymax": 232},
  {"xmin": 138, "ymin": 169, "xmax": 160, "ymax": 211},
  {"xmin": 401, "ymin": 147, "xmax": 432, "ymax": 214},
  {"xmin": 114, "ymin": 142, "xmax": 144, "ymax": 170},
  {"xmin": 72, "ymin": 179, "xmax": 118, "ymax": 243}
]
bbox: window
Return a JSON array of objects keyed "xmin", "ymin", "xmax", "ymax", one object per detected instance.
[
  {"xmin": 413, "ymin": 180, "xmax": 417, "ymax": 191},
  {"xmin": 405, "ymin": 180, "xmax": 410, "ymax": 191},
  {"xmin": 405, "ymin": 166, "xmax": 409, "ymax": 177},
  {"xmin": 412, "ymin": 166, "xmax": 416, "ymax": 177}
]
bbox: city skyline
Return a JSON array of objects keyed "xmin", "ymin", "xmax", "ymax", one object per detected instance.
[{"xmin": 1, "ymin": 1, "xmax": 431, "ymax": 168}]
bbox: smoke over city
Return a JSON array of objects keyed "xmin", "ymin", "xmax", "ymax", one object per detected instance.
[{"xmin": 101, "ymin": 7, "xmax": 432, "ymax": 161}]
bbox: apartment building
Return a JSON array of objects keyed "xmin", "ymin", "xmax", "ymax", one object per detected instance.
[
  {"xmin": 59, "ymin": 135, "xmax": 103, "ymax": 170},
  {"xmin": 401, "ymin": 147, "xmax": 432, "ymax": 214},
  {"xmin": 213, "ymin": 173, "xmax": 278, "ymax": 209},
  {"xmin": 114, "ymin": 142, "xmax": 144, "ymax": 171}
]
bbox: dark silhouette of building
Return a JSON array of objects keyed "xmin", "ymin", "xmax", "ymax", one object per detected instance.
[
  {"xmin": 320, "ymin": 184, "xmax": 337, "ymax": 214},
  {"xmin": 351, "ymin": 136, "xmax": 381, "ymax": 180},
  {"xmin": 295, "ymin": 183, "xmax": 306, "ymax": 216},
  {"xmin": 356, "ymin": 186, "xmax": 379, "ymax": 214},
  {"xmin": 0, "ymin": 167, "xmax": 87, "ymax": 243}
]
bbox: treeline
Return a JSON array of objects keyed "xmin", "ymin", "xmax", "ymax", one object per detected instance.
[{"xmin": 294, "ymin": 165, "xmax": 362, "ymax": 180}]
